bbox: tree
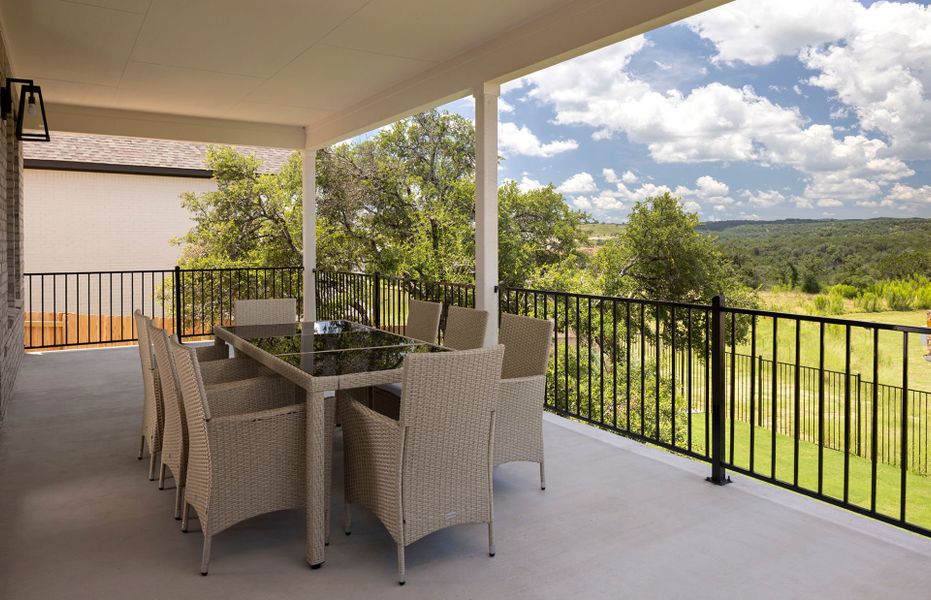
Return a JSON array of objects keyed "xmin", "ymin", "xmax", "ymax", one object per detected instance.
[
  {"xmin": 175, "ymin": 146, "xmax": 303, "ymax": 268},
  {"xmin": 175, "ymin": 110, "xmax": 590, "ymax": 288},
  {"xmin": 595, "ymin": 192, "xmax": 756, "ymax": 306}
]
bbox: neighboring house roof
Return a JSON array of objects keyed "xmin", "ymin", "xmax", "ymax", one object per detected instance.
[{"xmin": 24, "ymin": 132, "xmax": 295, "ymax": 177}]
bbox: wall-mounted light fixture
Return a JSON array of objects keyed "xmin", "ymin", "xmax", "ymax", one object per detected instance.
[{"xmin": 1, "ymin": 78, "xmax": 50, "ymax": 142}]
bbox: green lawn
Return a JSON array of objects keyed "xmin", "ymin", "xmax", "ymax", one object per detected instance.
[{"xmin": 688, "ymin": 419, "xmax": 931, "ymax": 531}]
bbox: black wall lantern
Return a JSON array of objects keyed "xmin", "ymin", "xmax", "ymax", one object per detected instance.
[{"xmin": 1, "ymin": 78, "xmax": 50, "ymax": 142}]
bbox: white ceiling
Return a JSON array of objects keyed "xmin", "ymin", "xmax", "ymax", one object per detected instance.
[{"xmin": 0, "ymin": 0, "xmax": 725, "ymax": 147}]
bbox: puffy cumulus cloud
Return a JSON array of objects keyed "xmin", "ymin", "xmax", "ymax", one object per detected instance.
[
  {"xmin": 602, "ymin": 168, "xmax": 619, "ymax": 184},
  {"xmin": 696, "ymin": 175, "xmax": 729, "ymax": 197},
  {"xmin": 498, "ymin": 98, "xmax": 515, "ymax": 113},
  {"xmin": 686, "ymin": 0, "xmax": 931, "ymax": 160},
  {"xmin": 817, "ymin": 198, "xmax": 844, "ymax": 208},
  {"xmin": 571, "ymin": 196, "xmax": 592, "ymax": 210},
  {"xmin": 622, "ymin": 170, "xmax": 638, "ymax": 184},
  {"xmin": 884, "ymin": 183, "xmax": 931, "ymax": 205},
  {"xmin": 684, "ymin": 0, "xmax": 860, "ymax": 66},
  {"xmin": 557, "ymin": 172, "xmax": 597, "ymax": 194},
  {"xmin": 520, "ymin": 22, "xmax": 917, "ymax": 211},
  {"xmin": 802, "ymin": 2, "xmax": 931, "ymax": 159},
  {"xmin": 516, "ymin": 176, "xmax": 545, "ymax": 193},
  {"xmin": 498, "ymin": 122, "xmax": 578, "ymax": 157},
  {"xmin": 741, "ymin": 189, "xmax": 788, "ymax": 208}
]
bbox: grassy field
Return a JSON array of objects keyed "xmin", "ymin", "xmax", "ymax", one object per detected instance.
[
  {"xmin": 752, "ymin": 291, "xmax": 931, "ymax": 392},
  {"xmin": 687, "ymin": 419, "xmax": 931, "ymax": 531},
  {"xmin": 581, "ymin": 223, "xmax": 624, "ymax": 238}
]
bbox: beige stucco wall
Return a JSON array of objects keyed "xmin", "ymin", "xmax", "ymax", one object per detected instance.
[{"xmin": 24, "ymin": 169, "xmax": 213, "ymax": 272}]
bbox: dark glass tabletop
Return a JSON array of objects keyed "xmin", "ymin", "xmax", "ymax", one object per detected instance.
[
  {"xmin": 219, "ymin": 320, "xmax": 447, "ymax": 378},
  {"xmin": 277, "ymin": 344, "xmax": 447, "ymax": 377}
]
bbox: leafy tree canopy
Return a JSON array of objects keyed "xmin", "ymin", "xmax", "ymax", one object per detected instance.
[
  {"xmin": 594, "ymin": 192, "xmax": 756, "ymax": 306},
  {"xmin": 177, "ymin": 110, "xmax": 588, "ymax": 287}
]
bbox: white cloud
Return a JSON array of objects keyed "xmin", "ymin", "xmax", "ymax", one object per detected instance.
[
  {"xmin": 884, "ymin": 184, "xmax": 931, "ymax": 205},
  {"xmin": 516, "ymin": 176, "xmax": 545, "ymax": 193},
  {"xmin": 684, "ymin": 0, "xmax": 860, "ymax": 66},
  {"xmin": 696, "ymin": 175, "xmax": 729, "ymax": 197},
  {"xmin": 602, "ymin": 168, "xmax": 618, "ymax": 184},
  {"xmin": 741, "ymin": 189, "xmax": 788, "ymax": 208},
  {"xmin": 621, "ymin": 170, "xmax": 638, "ymax": 184},
  {"xmin": 557, "ymin": 172, "xmax": 597, "ymax": 194},
  {"xmin": 499, "ymin": 98, "xmax": 515, "ymax": 113},
  {"xmin": 817, "ymin": 198, "xmax": 843, "ymax": 208},
  {"xmin": 571, "ymin": 196, "xmax": 592, "ymax": 210},
  {"xmin": 498, "ymin": 122, "xmax": 578, "ymax": 157}
]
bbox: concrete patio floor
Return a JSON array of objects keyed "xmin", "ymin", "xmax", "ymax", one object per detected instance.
[{"xmin": 2, "ymin": 346, "xmax": 931, "ymax": 599}]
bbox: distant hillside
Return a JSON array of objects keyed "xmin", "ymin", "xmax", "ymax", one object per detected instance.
[
  {"xmin": 708, "ymin": 218, "xmax": 931, "ymax": 289},
  {"xmin": 581, "ymin": 217, "xmax": 931, "ymax": 289}
]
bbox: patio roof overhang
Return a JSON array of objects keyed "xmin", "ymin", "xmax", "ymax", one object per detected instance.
[
  {"xmin": 0, "ymin": 0, "xmax": 730, "ymax": 343},
  {"xmin": 0, "ymin": 0, "xmax": 728, "ymax": 149}
]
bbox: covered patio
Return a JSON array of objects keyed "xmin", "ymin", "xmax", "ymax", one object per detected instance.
[
  {"xmin": 3, "ymin": 1, "xmax": 931, "ymax": 598},
  {"xmin": 3, "ymin": 347, "xmax": 931, "ymax": 598}
]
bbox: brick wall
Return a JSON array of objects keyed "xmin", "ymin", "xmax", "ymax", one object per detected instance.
[{"xmin": 0, "ymin": 27, "xmax": 25, "ymax": 425}]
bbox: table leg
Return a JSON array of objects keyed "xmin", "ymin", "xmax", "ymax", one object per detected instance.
[{"xmin": 306, "ymin": 390, "xmax": 327, "ymax": 568}]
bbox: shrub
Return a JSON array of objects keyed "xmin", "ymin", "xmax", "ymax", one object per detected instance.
[
  {"xmin": 856, "ymin": 292, "xmax": 883, "ymax": 313},
  {"xmin": 813, "ymin": 293, "xmax": 844, "ymax": 315},
  {"xmin": 829, "ymin": 284, "xmax": 859, "ymax": 299},
  {"xmin": 883, "ymin": 280, "xmax": 915, "ymax": 311},
  {"xmin": 801, "ymin": 273, "xmax": 821, "ymax": 294}
]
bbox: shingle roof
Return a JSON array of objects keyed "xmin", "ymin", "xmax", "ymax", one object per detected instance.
[{"xmin": 23, "ymin": 132, "xmax": 294, "ymax": 174}]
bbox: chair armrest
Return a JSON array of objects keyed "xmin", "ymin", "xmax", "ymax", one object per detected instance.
[
  {"xmin": 195, "ymin": 342, "xmax": 229, "ymax": 362},
  {"xmin": 500, "ymin": 374, "xmax": 547, "ymax": 401},
  {"xmin": 339, "ymin": 395, "xmax": 403, "ymax": 540},
  {"xmin": 207, "ymin": 404, "xmax": 306, "ymax": 506},
  {"xmin": 200, "ymin": 357, "xmax": 272, "ymax": 385},
  {"xmin": 206, "ymin": 375, "xmax": 299, "ymax": 419}
]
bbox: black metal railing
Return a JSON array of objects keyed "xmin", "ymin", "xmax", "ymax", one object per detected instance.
[
  {"xmin": 24, "ymin": 266, "xmax": 303, "ymax": 349},
  {"xmin": 22, "ymin": 267, "xmax": 931, "ymax": 537}
]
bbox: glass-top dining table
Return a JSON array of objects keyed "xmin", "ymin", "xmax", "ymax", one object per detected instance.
[{"xmin": 214, "ymin": 320, "xmax": 448, "ymax": 569}]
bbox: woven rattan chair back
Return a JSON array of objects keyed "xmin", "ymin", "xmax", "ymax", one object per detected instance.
[
  {"xmin": 442, "ymin": 305, "xmax": 489, "ymax": 350},
  {"xmin": 169, "ymin": 337, "xmax": 213, "ymax": 526},
  {"xmin": 404, "ymin": 299, "xmax": 442, "ymax": 344},
  {"xmin": 499, "ymin": 313, "xmax": 554, "ymax": 379},
  {"xmin": 134, "ymin": 310, "xmax": 163, "ymax": 478},
  {"xmin": 234, "ymin": 298, "xmax": 297, "ymax": 326},
  {"xmin": 398, "ymin": 345, "xmax": 503, "ymax": 544},
  {"xmin": 152, "ymin": 326, "xmax": 188, "ymax": 509}
]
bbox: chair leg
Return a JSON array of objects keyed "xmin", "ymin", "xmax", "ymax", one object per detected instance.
[
  {"xmin": 137, "ymin": 435, "xmax": 145, "ymax": 460},
  {"xmin": 540, "ymin": 461, "xmax": 546, "ymax": 491},
  {"xmin": 181, "ymin": 502, "xmax": 190, "ymax": 533},
  {"xmin": 343, "ymin": 502, "xmax": 352, "ymax": 535},
  {"xmin": 488, "ymin": 521, "xmax": 496, "ymax": 557},
  {"xmin": 397, "ymin": 543, "xmax": 406, "ymax": 585},
  {"xmin": 148, "ymin": 452, "xmax": 158, "ymax": 481},
  {"xmin": 174, "ymin": 485, "xmax": 184, "ymax": 520},
  {"xmin": 158, "ymin": 463, "xmax": 167, "ymax": 490},
  {"xmin": 200, "ymin": 535, "xmax": 212, "ymax": 576}
]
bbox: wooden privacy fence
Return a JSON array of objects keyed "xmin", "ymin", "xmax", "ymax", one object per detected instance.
[{"xmin": 24, "ymin": 312, "xmax": 213, "ymax": 351}]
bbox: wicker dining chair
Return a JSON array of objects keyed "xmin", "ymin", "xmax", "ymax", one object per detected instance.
[
  {"xmin": 404, "ymin": 299, "xmax": 442, "ymax": 343},
  {"xmin": 496, "ymin": 313, "xmax": 554, "ymax": 489},
  {"xmin": 442, "ymin": 305, "xmax": 489, "ymax": 350},
  {"xmin": 340, "ymin": 345, "xmax": 504, "ymax": 585},
  {"xmin": 135, "ymin": 311, "xmax": 229, "ymax": 479},
  {"xmin": 170, "ymin": 336, "xmax": 305, "ymax": 575},
  {"xmin": 233, "ymin": 298, "xmax": 297, "ymax": 326},
  {"xmin": 151, "ymin": 326, "xmax": 278, "ymax": 517},
  {"xmin": 134, "ymin": 310, "xmax": 163, "ymax": 481},
  {"xmin": 350, "ymin": 298, "xmax": 442, "ymax": 414}
]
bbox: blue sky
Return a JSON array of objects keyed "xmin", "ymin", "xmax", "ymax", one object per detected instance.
[{"xmin": 431, "ymin": 0, "xmax": 931, "ymax": 222}]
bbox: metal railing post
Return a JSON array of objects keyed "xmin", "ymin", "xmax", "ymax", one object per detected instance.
[
  {"xmin": 173, "ymin": 266, "xmax": 184, "ymax": 341},
  {"xmin": 708, "ymin": 294, "xmax": 730, "ymax": 485},
  {"xmin": 373, "ymin": 271, "xmax": 382, "ymax": 329}
]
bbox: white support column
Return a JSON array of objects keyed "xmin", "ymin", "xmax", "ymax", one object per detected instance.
[
  {"xmin": 474, "ymin": 82, "xmax": 499, "ymax": 346},
  {"xmin": 302, "ymin": 148, "xmax": 317, "ymax": 322}
]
